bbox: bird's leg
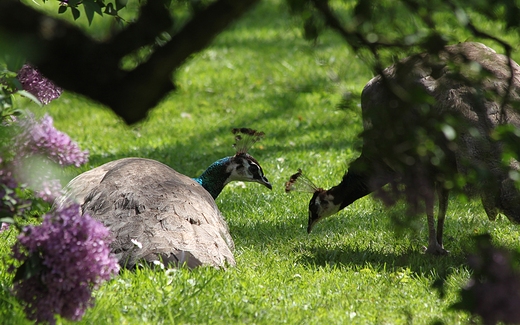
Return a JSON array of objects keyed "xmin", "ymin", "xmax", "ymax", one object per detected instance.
[
  {"xmin": 481, "ymin": 192, "xmax": 498, "ymax": 221},
  {"xmin": 424, "ymin": 190, "xmax": 448, "ymax": 255},
  {"xmin": 436, "ymin": 186, "xmax": 449, "ymax": 251},
  {"xmin": 424, "ymin": 197, "xmax": 438, "ymax": 253}
]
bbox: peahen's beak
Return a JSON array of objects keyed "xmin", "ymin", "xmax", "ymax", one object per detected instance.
[
  {"xmin": 258, "ymin": 176, "xmax": 272, "ymax": 190},
  {"xmin": 307, "ymin": 209, "xmax": 318, "ymax": 233}
]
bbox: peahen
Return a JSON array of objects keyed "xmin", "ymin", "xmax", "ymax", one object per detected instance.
[
  {"xmin": 286, "ymin": 42, "xmax": 520, "ymax": 255},
  {"xmin": 55, "ymin": 128, "xmax": 272, "ymax": 269}
]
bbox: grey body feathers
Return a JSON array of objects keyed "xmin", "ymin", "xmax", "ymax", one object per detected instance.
[{"xmin": 58, "ymin": 158, "xmax": 235, "ymax": 269}]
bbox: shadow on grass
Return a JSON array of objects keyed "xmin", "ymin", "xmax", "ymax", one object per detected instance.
[
  {"xmin": 296, "ymin": 243, "xmax": 468, "ymax": 276},
  {"xmin": 229, "ymin": 209, "xmax": 470, "ymax": 280}
]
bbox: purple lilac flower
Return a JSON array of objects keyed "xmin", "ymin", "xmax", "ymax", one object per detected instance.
[
  {"xmin": 34, "ymin": 179, "xmax": 63, "ymax": 203},
  {"xmin": 11, "ymin": 203, "xmax": 119, "ymax": 324},
  {"xmin": 0, "ymin": 222, "xmax": 9, "ymax": 232},
  {"xmin": 16, "ymin": 113, "xmax": 89, "ymax": 167},
  {"xmin": 16, "ymin": 64, "xmax": 63, "ymax": 105}
]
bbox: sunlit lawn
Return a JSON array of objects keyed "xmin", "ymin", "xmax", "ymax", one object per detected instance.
[{"xmin": 2, "ymin": 1, "xmax": 520, "ymax": 324}]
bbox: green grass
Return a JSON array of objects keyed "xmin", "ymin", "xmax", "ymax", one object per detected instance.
[{"xmin": 2, "ymin": 1, "xmax": 520, "ymax": 324}]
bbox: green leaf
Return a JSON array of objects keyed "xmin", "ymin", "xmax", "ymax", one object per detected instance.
[
  {"xmin": 71, "ymin": 7, "xmax": 81, "ymax": 20},
  {"xmin": 16, "ymin": 90, "xmax": 42, "ymax": 107},
  {"xmin": 0, "ymin": 217, "xmax": 14, "ymax": 224},
  {"xmin": 441, "ymin": 124, "xmax": 456, "ymax": 141},
  {"xmin": 58, "ymin": 5, "xmax": 67, "ymax": 14},
  {"xmin": 104, "ymin": 3, "xmax": 117, "ymax": 16},
  {"xmin": 83, "ymin": 0, "xmax": 103, "ymax": 25},
  {"xmin": 95, "ymin": 0, "xmax": 106, "ymax": 9},
  {"xmin": 116, "ymin": 0, "xmax": 128, "ymax": 11}
]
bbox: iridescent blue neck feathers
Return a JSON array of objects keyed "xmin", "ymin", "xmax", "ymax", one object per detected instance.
[{"xmin": 193, "ymin": 157, "xmax": 232, "ymax": 199}]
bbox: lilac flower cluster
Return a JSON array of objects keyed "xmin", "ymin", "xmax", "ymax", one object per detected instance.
[
  {"xmin": 16, "ymin": 64, "xmax": 62, "ymax": 105},
  {"xmin": 11, "ymin": 204, "xmax": 119, "ymax": 324},
  {"xmin": 1, "ymin": 113, "xmax": 89, "ymax": 207},
  {"xmin": 16, "ymin": 113, "xmax": 89, "ymax": 167},
  {"xmin": 453, "ymin": 235, "xmax": 520, "ymax": 325}
]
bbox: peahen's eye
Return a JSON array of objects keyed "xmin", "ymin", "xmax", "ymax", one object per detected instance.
[{"xmin": 249, "ymin": 164, "xmax": 259, "ymax": 173}]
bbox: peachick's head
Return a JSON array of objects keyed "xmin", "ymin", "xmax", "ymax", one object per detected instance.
[{"xmin": 285, "ymin": 169, "xmax": 341, "ymax": 233}]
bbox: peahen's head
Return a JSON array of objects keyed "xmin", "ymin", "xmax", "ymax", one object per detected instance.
[
  {"xmin": 307, "ymin": 188, "xmax": 342, "ymax": 233},
  {"xmin": 285, "ymin": 169, "xmax": 341, "ymax": 233},
  {"xmin": 194, "ymin": 128, "xmax": 272, "ymax": 199},
  {"xmin": 225, "ymin": 152, "xmax": 271, "ymax": 189}
]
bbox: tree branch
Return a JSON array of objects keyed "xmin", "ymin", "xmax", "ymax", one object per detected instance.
[{"xmin": 0, "ymin": 0, "xmax": 260, "ymax": 124}]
